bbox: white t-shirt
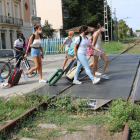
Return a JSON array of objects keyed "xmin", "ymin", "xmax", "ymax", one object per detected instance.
[
  {"xmin": 30, "ymin": 38, "xmax": 42, "ymax": 48},
  {"xmin": 75, "ymin": 35, "xmax": 91, "ymax": 55},
  {"xmin": 64, "ymin": 37, "xmax": 72, "ymax": 51},
  {"xmin": 14, "ymin": 39, "xmax": 24, "ymax": 48}
]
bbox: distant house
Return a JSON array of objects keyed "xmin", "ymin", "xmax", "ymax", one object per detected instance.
[
  {"xmin": 134, "ymin": 30, "xmax": 140, "ymax": 37},
  {"xmin": 36, "ymin": 0, "xmax": 68, "ymax": 38},
  {"xmin": 66, "ymin": 25, "xmax": 95, "ymax": 36}
]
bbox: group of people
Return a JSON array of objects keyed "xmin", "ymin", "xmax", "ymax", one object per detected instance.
[
  {"xmin": 58, "ymin": 23, "xmax": 109, "ymax": 85},
  {"xmin": 0, "ymin": 22, "xmax": 109, "ymax": 89}
]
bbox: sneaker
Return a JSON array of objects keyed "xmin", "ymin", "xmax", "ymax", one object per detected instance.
[
  {"xmin": 92, "ymin": 77, "xmax": 100, "ymax": 85},
  {"xmin": 39, "ymin": 79, "xmax": 46, "ymax": 83},
  {"xmin": 23, "ymin": 72, "xmax": 28, "ymax": 81},
  {"xmin": 30, "ymin": 72, "xmax": 35, "ymax": 75},
  {"xmin": 1, "ymin": 83, "xmax": 9, "ymax": 89},
  {"xmin": 73, "ymin": 80, "xmax": 82, "ymax": 85},
  {"xmin": 95, "ymin": 72, "xmax": 102, "ymax": 76},
  {"xmin": 101, "ymin": 74, "xmax": 109, "ymax": 80}
]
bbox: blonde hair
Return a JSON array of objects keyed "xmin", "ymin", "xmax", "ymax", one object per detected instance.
[{"xmin": 68, "ymin": 31, "xmax": 74, "ymax": 36}]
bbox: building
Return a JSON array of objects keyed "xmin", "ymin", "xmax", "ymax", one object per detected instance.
[
  {"xmin": 66, "ymin": 25, "xmax": 95, "ymax": 36},
  {"xmin": 0, "ymin": 0, "xmax": 37, "ymax": 49},
  {"xmin": 134, "ymin": 30, "xmax": 140, "ymax": 37},
  {"xmin": 36, "ymin": 0, "xmax": 68, "ymax": 38}
]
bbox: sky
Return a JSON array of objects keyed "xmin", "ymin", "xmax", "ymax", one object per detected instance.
[{"xmin": 107, "ymin": 0, "xmax": 140, "ymax": 31}]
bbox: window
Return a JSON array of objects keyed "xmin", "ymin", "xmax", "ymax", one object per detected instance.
[
  {"xmin": 7, "ymin": 3, "xmax": 10, "ymax": 17},
  {"xmin": 14, "ymin": 5, "xmax": 18, "ymax": 18},
  {"xmin": 0, "ymin": 1, "xmax": 2, "ymax": 15}
]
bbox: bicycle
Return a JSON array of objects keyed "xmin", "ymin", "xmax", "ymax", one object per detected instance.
[{"xmin": 0, "ymin": 52, "xmax": 37, "ymax": 79}]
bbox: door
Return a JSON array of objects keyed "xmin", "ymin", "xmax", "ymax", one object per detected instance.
[
  {"xmin": 10, "ymin": 33, "xmax": 13, "ymax": 49},
  {"xmin": 1, "ymin": 33, "xmax": 6, "ymax": 49}
]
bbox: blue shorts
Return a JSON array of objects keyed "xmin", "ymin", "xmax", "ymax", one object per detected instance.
[{"xmin": 31, "ymin": 48, "xmax": 41, "ymax": 57}]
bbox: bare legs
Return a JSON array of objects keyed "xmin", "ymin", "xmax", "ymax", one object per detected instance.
[
  {"xmin": 92, "ymin": 56, "xmax": 99, "ymax": 76},
  {"xmin": 92, "ymin": 53, "xmax": 108, "ymax": 76},
  {"xmin": 100, "ymin": 53, "xmax": 109, "ymax": 75},
  {"xmin": 62, "ymin": 58, "xmax": 68, "ymax": 71},
  {"xmin": 26, "ymin": 55, "xmax": 42, "ymax": 80}
]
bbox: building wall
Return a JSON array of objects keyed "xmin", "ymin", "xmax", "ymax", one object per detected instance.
[
  {"xmin": 36, "ymin": 0, "xmax": 63, "ymax": 30},
  {"xmin": 0, "ymin": 0, "xmax": 36, "ymax": 49}
]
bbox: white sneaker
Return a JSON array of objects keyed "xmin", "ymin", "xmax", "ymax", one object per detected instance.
[
  {"xmin": 39, "ymin": 79, "xmax": 46, "ymax": 83},
  {"xmin": 73, "ymin": 80, "xmax": 82, "ymax": 85},
  {"xmin": 101, "ymin": 74, "xmax": 109, "ymax": 80},
  {"xmin": 95, "ymin": 72, "xmax": 102, "ymax": 76},
  {"xmin": 92, "ymin": 77, "xmax": 100, "ymax": 85},
  {"xmin": 23, "ymin": 72, "xmax": 28, "ymax": 81},
  {"xmin": 1, "ymin": 83, "xmax": 9, "ymax": 89}
]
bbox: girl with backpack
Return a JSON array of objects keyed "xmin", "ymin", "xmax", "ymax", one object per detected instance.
[
  {"xmin": 92, "ymin": 23, "xmax": 109, "ymax": 79},
  {"xmin": 24, "ymin": 24, "xmax": 46, "ymax": 83},
  {"xmin": 73, "ymin": 26, "xmax": 101, "ymax": 85},
  {"xmin": 57, "ymin": 31, "xmax": 74, "ymax": 70}
]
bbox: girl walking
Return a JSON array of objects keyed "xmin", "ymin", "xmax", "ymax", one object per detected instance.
[
  {"xmin": 24, "ymin": 24, "xmax": 46, "ymax": 83},
  {"xmin": 73, "ymin": 26, "xmax": 101, "ymax": 85},
  {"xmin": 92, "ymin": 23, "xmax": 109, "ymax": 79},
  {"xmin": 87, "ymin": 33, "xmax": 102, "ymax": 76},
  {"xmin": 57, "ymin": 31, "xmax": 74, "ymax": 70}
]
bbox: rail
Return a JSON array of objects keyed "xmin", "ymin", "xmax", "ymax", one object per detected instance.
[{"xmin": 0, "ymin": 15, "xmax": 23, "ymax": 26}]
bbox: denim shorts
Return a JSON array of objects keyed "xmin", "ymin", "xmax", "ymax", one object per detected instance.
[{"xmin": 31, "ymin": 48, "xmax": 41, "ymax": 57}]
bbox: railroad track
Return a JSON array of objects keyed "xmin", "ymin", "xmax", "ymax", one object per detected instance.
[
  {"xmin": 0, "ymin": 41, "xmax": 140, "ymax": 139},
  {"xmin": 122, "ymin": 61, "xmax": 140, "ymax": 140}
]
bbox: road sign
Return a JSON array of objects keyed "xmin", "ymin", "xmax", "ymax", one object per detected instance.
[{"xmin": 31, "ymin": 16, "xmax": 41, "ymax": 25}]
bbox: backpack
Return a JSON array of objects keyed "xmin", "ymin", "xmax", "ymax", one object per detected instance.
[
  {"xmin": 87, "ymin": 33, "xmax": 99, "ymax": 56},
  {"xmin": 68, "ymin": 36, "xmax": 84, "ymax": 56},
  {"xmin": 24, "ymin": 34, "xmax": 41, "ymax": 53}
]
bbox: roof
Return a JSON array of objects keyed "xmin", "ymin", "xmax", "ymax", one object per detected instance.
[{"xmin": 66, "ymin": 25, "xmax": 95, "ymax": 33}]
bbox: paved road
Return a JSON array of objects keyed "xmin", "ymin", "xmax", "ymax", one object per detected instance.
[{"xmin": 0, "ymin": 57, "xmax": 78, "ymax": 98}]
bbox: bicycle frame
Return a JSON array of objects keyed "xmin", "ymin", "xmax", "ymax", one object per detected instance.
[{"xmin": 6, "ymin": 53, "xmax": 31, "ymax": 70}]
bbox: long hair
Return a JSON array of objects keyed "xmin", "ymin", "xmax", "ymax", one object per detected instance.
[
  {"xmin": 96, "ymin": 22, "xmax": 104, "ymax": 30},
  {"xmin": 79, "ymin": 26, "xmax": 88, "ymax": 33}
]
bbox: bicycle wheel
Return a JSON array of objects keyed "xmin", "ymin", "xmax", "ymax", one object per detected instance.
[
  {"xmin": 0, "ymin": 61, "xmax": 11, "ymax": 79},
  {"xmin": 21, "ymin": 60, "xmax": 37, "ymax": 78}
]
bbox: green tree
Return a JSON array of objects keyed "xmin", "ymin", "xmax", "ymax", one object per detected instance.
[
  {"xmin": 117, "ymin": 20, "xmax": 129, "ymax": 40},
  {"xmin": 130, "ymin": 28, "xmax": 133, "ymax": 37},
  {"xmin": 42, "ymin": 20, "xmax": 53, "ymax": 38},
  {"xmin": 63, "ymin": 0, "xmax": 112, "ymax": 39}
]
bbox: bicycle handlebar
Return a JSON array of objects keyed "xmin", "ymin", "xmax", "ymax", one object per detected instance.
[{"xmin": 8, "ymin": 51, "xmax": 25, "ymax": 61}]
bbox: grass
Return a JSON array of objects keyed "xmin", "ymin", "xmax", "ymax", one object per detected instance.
[
  {"xmin": 0, "ymin": 93, "xmax": 107, "ymax": 140},
  {"xmin": 0, "ymin": 92, "xmax": 51, "ymax": 122},
  {"xmin": 102, "ymin": 41, "xmax": 140, "ymax": 55},
  {"xmin": 102, "ymin": 38, "xmax": 140, "ymax": 54},
  {"xmin": 1, "ymin": 93, "xmax": 140, "ymax": 139}
]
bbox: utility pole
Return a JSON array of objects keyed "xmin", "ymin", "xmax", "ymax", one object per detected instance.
[
  {"xmin": 113, "ymin": 8, "xmax": 118, "ymax": 41},
  {"xmin": 104, "ymin": 0, "xmax": 109, "ymax": 43},
  {"xmin": 110, "ymin": 0, "xmax": 112, "ymax": 41}
]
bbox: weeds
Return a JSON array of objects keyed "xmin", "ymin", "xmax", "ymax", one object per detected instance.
[
  {"xmin": 104, "ymin": 97, "xmax": 140, "ymax": 139},
  {"xmin": 1, "ymin": 93, "xmax": 140, "ymax": 140}
]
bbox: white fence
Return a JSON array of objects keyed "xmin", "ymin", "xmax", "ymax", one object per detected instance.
[{"xmin": 42, "ymin": 38, "xmax": 65, "ymax": 55}]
